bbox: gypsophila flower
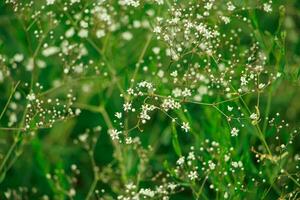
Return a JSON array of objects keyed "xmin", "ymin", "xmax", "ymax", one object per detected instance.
[
  {"xmin": 176, "ymin": 156, "xmax": 185, "ymax": 166},
  {"xmin": 227, "ymin": 2, "xmax": 236, "ymax": 11},
  {"xmin": 139, "ymin": 188, "xmax": 155, "ymax": 197},
  {"xmin": 181, "ymin": 122, "xmax": 190, "ymax": 133},
  {"xmin": 188, "ymin": 171, "xmax": 198, "ymax": 181},
  {"xmin": 250, "ymin": 113, "xmax": 258, "ymax": 120},
  {"xmin": 26, "ymin": 93, "xmax": 36, "ymax": 101},
  {"xmin": 123, "ymin": 102, "xmax": 132, "ymax": 112},
  {"xmin": 231, "ymin": 127, "xmax": 239, "ymax": 137},
  {"xmin": 46, "ymin": 0, "xmax": 55, "ymax": 5},
  {"xmin": 108, "ymin": 129, "xmax": 121, "ymax": 140},
  {"xmin": 182, "ymin": 88, "xmax": 192, "ymax": 97},
  {"xmin": 115, "ymin": 112, "xmax": 122, "ymax": 119},
  {"xmin": 263, "ymin": 3, "xmax": 272, "ymax": 12}
]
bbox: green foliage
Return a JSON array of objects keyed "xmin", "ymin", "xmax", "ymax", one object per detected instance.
[{"xmin": 0, "ymin": 0, "xmax": 300, "ymax": 199}]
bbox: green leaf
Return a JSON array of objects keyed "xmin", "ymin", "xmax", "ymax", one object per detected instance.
[
  {"xmin": 171, "ymin": 123, "xmax": 182, "ymax": 157},
  {"xmin": 0, "ymin": 171, "xmax": 6, "ymax": 184}
]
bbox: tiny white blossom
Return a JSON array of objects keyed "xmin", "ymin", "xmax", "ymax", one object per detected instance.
[
  {"xmin": 231, "ymin": 127, "xmax": 239, "ymax": 137},
  {"xmin": 176, "ymin": 156, "xmax": 185, "ymax": 166},
  {"xmin": 108, "ymin": 129, "xmax": 121, "ymax": 140},
  {"xmin": 263, "ymin": 3, "xmax": 272, "ymax": 12},
  {"xmin": 115, "ymin": 112, "xmax": 122, "ymax": 119},
  {"xmin": 188, "ymin": 170, "xmax": 198, "ymax": 180},
  {"xmin": 123, "ymin": 102, "xmax": 132, "ymax": 112},
  {"xmin": 181, "ymin": 122, "xmax": 190, "ymax": 133},
  {"xmin": 26, "ymin": 93, "xmax": 36, "ymax": 101}
]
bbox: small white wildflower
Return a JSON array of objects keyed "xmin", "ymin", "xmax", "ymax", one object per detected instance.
[
  {"xmin": 108, "ymin": 129, "xmax": 121, "ymax": 140},
  {"xmin": 75, "ymin": 108, "xmax": 81, "ymax": 116},
  {"xmin": 65, "ymin": 28, "xmax": 75, "ymax": 38},
  {"xmin": 224, "ymin": 154, "xmax": 230, "ymax": 162},
  {"xmin": 152, "ymin": 47, "xmax": 160, "ymax": 54},
  {"xmin": 42, "ymin": 46, "xmax": 60, "ymax": 57},
  {"xmin": 123, "ymin": 102, "xmax": 132, "ymax": 112},
  {"xmin": 153, "ymin": 26, "xmax": 161, "ymax": 34},
  {"xmin": 188, "ymin": 151, "xmax": 195, "ymax": 160},
  {"xmin": 26, "ymin": 58, "xmax": 34, "ymax": 71},
  {"xmin": 224, "ymin": 192, "xmax": 229, "ymax": 199},
  {"xmin": 78, "ymin": 29, "xmax": 88, "ymax": 38},
  {"xmin": 170, "ymin": 70, "xmax": 178, "ymax": 77},
  {"xmin": 208, "ymin": 160, "xmax": 216, "ymax": 170},
  {"xmin": 69, "ymin": 189, "xmax": 76, "ymax": 197},
  {"xmin": 182, "ymin": 88, "xmax": 192, "ymax": 97},
  {"xmin": 154, "ymin": 0, "xmax": 163, "ymax": 5},
  {"xmin": 181, "ymin": 122, "xmax": 190, "ymax": 133},
  {"xmin": 176, "ymin": 156, "xmax": 185, "ymax": 166},
  {"xmin": 37, "ymin": 59, "xmax": 46, "ymax": 68},
  {"xmin": 122, "ymin": 31, "xmax": 133, "ymax": 41},
  {"xmin": 26, "ymin": 93, "xmax": 36, "ymax": 101},
  {"xmin": 96, "ymin": 29, "xmax": 105, "ymax": 38},
  {"xmin": 79, "ymin": 133, "xmax": 88, "ymax": 142},
  {"xmin": 221, "ymin": 16, "xmax": 230, "ymax": 24},
  {"xmin": 227, "ymin": 2, "xmax": 236, "ymax": 11},
  {"xmin": 188, "ymin": 170, "xmax": 198, "ymax": 181},
  {"xmin": 161, "ymin": 98, "xmax": 181, "ymax": 111},
  {"xmin": 115, "ymin": 112, "xmax": 122, "ymax": 119},
  {"xmin": 258, "ymin": 83, "xmax": 265, "ymax": 89},
  {"xmin": 231, "ymin": 127, "xmax": 239, "ymax": 137},
  {"xmin": 263, "ymin": 3, "xmax": 272, "ymax": 13},
  {"xmin": 172, "ymin": 88, "xmax": 182, "ymax": 97},
  {"xmin": 125, "ymin": 137, "xmax": 132, "ymax": 144},
  {"xmin": 157, "ymin": 69, "xmax": 164, "ymax": 78},
  {"xmin": 240, "ymin": 76, "xmax": 248, "ymax": 86},
  {"xmin": 250, "ymin": 113, "xmax": 258, "ymax": 120},
  {"xmin": 139, "ymin": 188, "xmax": 155, "ymax": 197},
  {"xmin": 13, "ymin": 54, "xmax": 24, "ymax": 62},
  {"xmin": 46, "ymin": 0, "xmax": 55, "ymax": 5},
  {"xmin": 227, "ymin": 106, "xmax": 233, "ymax": 112}
]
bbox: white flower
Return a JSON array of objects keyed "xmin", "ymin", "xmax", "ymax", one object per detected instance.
[
  {"xmin": 182, "ymin": 88, "xmax": 191, "ymax": 97},
  {"xmin": 181, "ymin": 122, "xmax": 190, "ymax": 133},
  {"xmin": 153, "ymin": 26, "xmax": 162, "ymax": 34},
  {"xmin": 258, "ymin": 83, "xmax": 265, "ymax": 89},
  {"xmin": 227, "ymin": 2, "xmax": 236, "ymax": 11},
  {"xmin": 13, "ymin": 54, "xmax": 24, "ymax": 62},
  {"xmin": 26, "ymin": 93, "xmax": 36, "ymax": 101},
  {"xmin": 46, "ymin": 0, "xmax": 55, "ymax": 5},
  {"xmin": 96, "ymin": 29, "xmax": 105, "ymax": 38},
  {"xmin": 42, "ymin": 46, "xmax": 60, "ymax": 57},
  {"xmin": 263, "ymin": 3, "xmax": 272, "ymax": 13},
  {"xmin": 120, "ymin": 0, "xmax": 140, "ymax": 7},
  {"xmin": 188, "ymin": 170, "xmax": 198, "ymax": 180},
  {"xmin": 154, "ymin": 0, "xmax": 163, "ymax": 5},
  {"xmin": 227, "ymin": 106, "xmax": 233, "ymax": 112},
  {"xmin": 65, "ymin": 28, "xmax": 75, "ymax": 38},
  {"xmin": 240, "ymin": 76, "xmax": 248, "ymax": 86},
  {"xmin": 108, "ymin": 129, "xmax": 121, "ymax": 140},
  {"xmin": 176, "ymin": 156, "xmax": 185, "ymax": 166},
  {"xmin": 208, "ymin": 160, "xmax": 216, "ymax": 170},
  {"xmin": 152, "ymin": 47, "xmax": 160, "ymax": 54},
  {"xmin": 115, "ymin": 112, "xmax": 122, "ymax": 119},
  {"xmin": 161, "ymin": 98, "xmax": 181, "ymax": 111},
  {"xmin": 122, "ymin": 31, "xmax": 133, "ymax": 41},
  {"xmin": 123, "ymin": 102, "xmax": 132, "ymax": 112},
  {"xmin": 231, "ymin": 127, "xmax": 239, "ymax": 137},
  {"xmin": 224, "ymin": 192, "xmax": 229, "ymax": 199},
  {"xmin": 139, "ymin": 188, "xmax": 155, "ymax": 197},
  {"xmin": 172, "ymin": 88, "xmax": 182, "ymax": 97},
  {"xmin": 78, "ymin": 29, "xmax": 88, "ymax": 38},
  {"xmin": 250, "ymin": 113, "xmax": 258, "ymax": 120},
  {"xmin": 79, "ymin": 133, "xmax": 88, "ymax": 142}
]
